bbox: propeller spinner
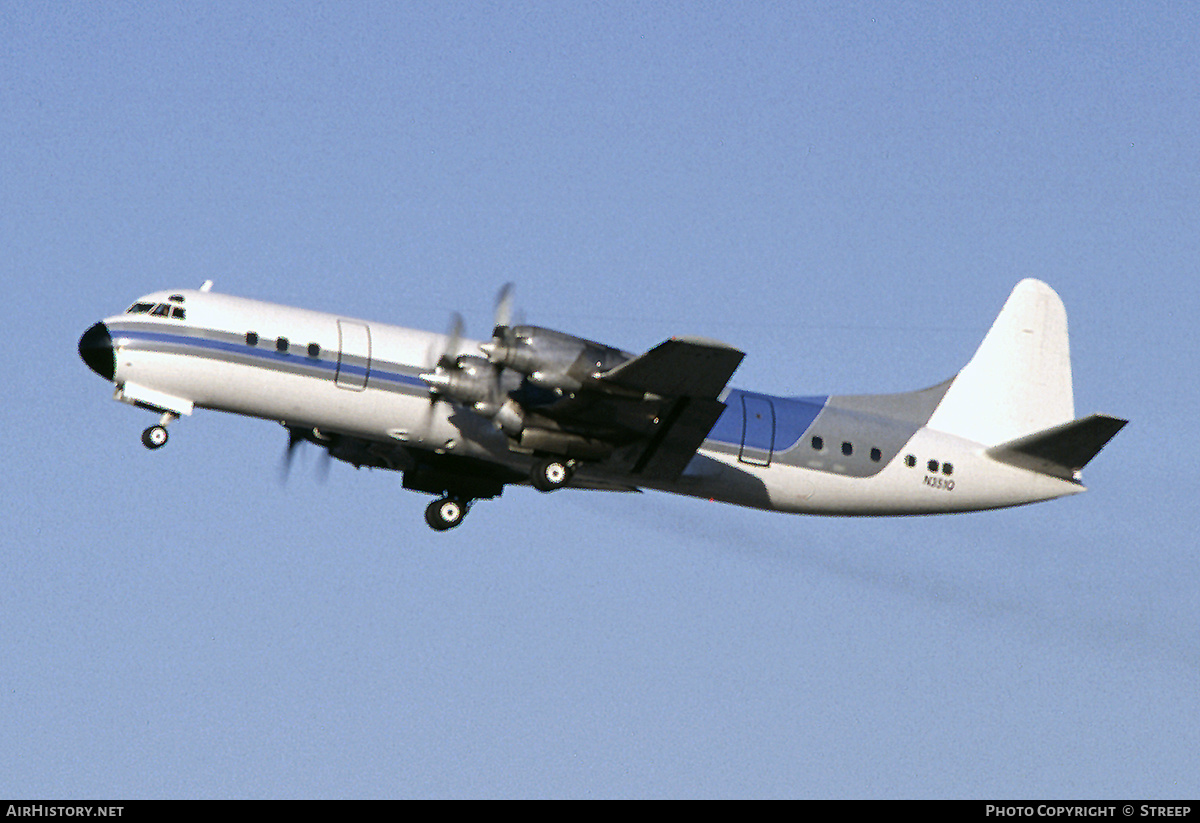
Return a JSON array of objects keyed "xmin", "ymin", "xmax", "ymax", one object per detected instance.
[{"xmin": 418, "ymin": 288, "xmax": 526, "ymax": 436}]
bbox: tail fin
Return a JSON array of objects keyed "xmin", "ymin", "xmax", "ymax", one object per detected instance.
[{"xmin": 926, "ymin": 279, "xmax": 1075, "ymax": 446}]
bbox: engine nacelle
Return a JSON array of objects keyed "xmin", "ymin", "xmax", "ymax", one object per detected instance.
[
  {"xmin": 420, "ymin": 355, "xmax": 497, "ymax": 406},
  {"xmin": 420, "ymin": 356, "xmax": 526, "ymax": 436},
  {"xmin": 480, "ymin": 325, "xmax": 633, "ymax": 393}
]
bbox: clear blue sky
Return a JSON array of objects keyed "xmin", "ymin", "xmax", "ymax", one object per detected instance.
[{"xmin": 3, "ymin": 1, "xmax": 1197, "ymax": 799}]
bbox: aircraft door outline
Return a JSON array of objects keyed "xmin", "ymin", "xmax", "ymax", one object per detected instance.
[
  {"xmin": 739, "ymin": 393, "xmax": 775, "ymax": 467},
  {"xmin": 336, "ymin": 319, "xmax": 371, "ymax": 391}
]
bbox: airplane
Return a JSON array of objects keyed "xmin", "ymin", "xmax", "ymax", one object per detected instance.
[{"xmin": 78, "ymin": 278, "xmax": 1126, "ymax": 531}]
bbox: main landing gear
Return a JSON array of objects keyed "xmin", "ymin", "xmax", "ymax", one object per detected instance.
[
  {"xmin": 425, "ymin": 496, "xmax": 471, "ymax": 531},
  {"xmin": 422, "ymin": 456, "xmax": 576, "ymax": 532},
  {"xmin": 531, "ymin": 456, "xmax": 576, "ymax": 492},
  {"xmin": 140, "ymin": 413, "xmax": 178, "ymax": 450}
]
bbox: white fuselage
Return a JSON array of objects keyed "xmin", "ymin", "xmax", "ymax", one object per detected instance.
[{"xmin": 87, "ymin": 287, "xmax": 1087, "ymax": 518}]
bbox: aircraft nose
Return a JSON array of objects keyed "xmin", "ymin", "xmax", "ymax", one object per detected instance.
[{"xmin": 79, "ymin": 322, "xmax": 115, "ymax": 381}]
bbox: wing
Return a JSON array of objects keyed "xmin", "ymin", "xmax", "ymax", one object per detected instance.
[
  {"xmin": 597, "ymin": 336, "xmax": 746, "ymax": 400},
  {"xmin": 593, "ymin": 337, "xmax": 743, "ymax": 480},
  {"xmin": 521, "ymin": 336, "xmax": 744, "ymax": 481}
]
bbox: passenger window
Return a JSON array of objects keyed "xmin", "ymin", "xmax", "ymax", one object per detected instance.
[
  {"xmin": 811, "ymin": 436, "xmax": 824, "ymax": 451},
  {"xmin": 870, "ymin": 447, "xmax": 882, "ymax": 462},
  {"xmin": 307, "ymin": 343, "xmax": 321, "ymax": 358},
  {"xmin": 841, "ymin": 442, "xmax": 853, "ymax": 456},
  {"xmin": 905, "ymin": 455, "xmax": 916, "ymax": 468},
  {"xmin": 927, "ymin": 459, "xmax": 939, "ymax": 473},
  {"xmin": 276, "ymin": 337, "xmax": 289, "ymax": 353},
  {"xmin": 942, "ymin": 463, "xmax": 954, "ymax": 476},
  {"xmin": 246, "ymin": 332, "xmax": 258, "ymax": 346}
]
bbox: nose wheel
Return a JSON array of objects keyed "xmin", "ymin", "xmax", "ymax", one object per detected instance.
[
  {"xmin": 141, "ymin": 425, "xmax": 169, "ymax": 449},
  {"xmin": 140, "ymin": 412, "xmax": 178, "ymax": 450}
]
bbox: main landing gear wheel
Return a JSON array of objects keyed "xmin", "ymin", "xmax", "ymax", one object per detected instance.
[
  {"xmin": 531, "ymin": 457, "xmax": 574, "ymax": 492},
  {"xmin": 141, "ymin": 425, "xmax": 169, "ymax": 449},
  {"xmin": 425, "ymin": 497, "xmax": 469, "ymax": 531}
]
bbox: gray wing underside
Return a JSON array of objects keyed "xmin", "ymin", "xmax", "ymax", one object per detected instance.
[{"xmin": 593, "ymin": 337, "xmax": 744, "ymax": 480}]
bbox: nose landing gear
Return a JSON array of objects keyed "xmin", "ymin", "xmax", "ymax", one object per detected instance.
[{"xmin": 141, "ymin": 413, "xmax": 178, "ymax": 450}]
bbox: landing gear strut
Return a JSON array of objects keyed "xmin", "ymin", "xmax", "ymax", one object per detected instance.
[
  {"xmin": 425, "ymin": 496, "xmax": 471, "ymax": 531},
  {"xmin": 141, "ymin": 413, "xmax": 178, "ymax": 450}
]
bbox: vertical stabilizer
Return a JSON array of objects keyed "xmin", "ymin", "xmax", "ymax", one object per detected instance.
[{"xmin": 926, "ymin": 279, "xmax": 1074, "ymax": 446}]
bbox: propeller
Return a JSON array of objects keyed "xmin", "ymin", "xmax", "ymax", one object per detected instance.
[
  {"xmin": 426, "ymin": 311, "xmax": 464, "ymax": 370},
  {"xmin": 280, "ymin": 425, "xmax": 333, "ymax": 483},
  {"xmin": 280, "ymin": 426, "xmax": 304, "ymax": 481},
  {"xmin": 416, "ymin": 285, "xmax": 528, "ymax": 436},
  {"xmin": 422, "ymin": 286, "xmax": 506, "ymax": 398},
  {"xmin": 481, "ymin": 282, "xmax": 526, "ymax": 365},
  {"xmin": 493, "ymin": 282, "xmax": 515, "ymax": 336},
  {"xmin": 421, "ymin": 312, "xmax": 466, "ymax": 424}
]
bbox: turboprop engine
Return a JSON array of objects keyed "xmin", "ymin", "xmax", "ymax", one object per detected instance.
[
  {"xmin": 419, "ymin": 354, "xmax": 526, "ymax": 436},
  {"xmin": 479, "ymin": 325, "xmax": 634, "ymax": 393},
  {"xmin": 418, "ymin": 286, "xmax": 637, "ymax": 444}
]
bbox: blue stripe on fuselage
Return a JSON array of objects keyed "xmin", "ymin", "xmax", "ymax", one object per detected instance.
[
  {"xmin": 113, "ymin": 326, "xmax": 831, "ymax": 451},
  {"xmin": 109, "ymin": 326, "xmax": 428, "ymax": 391}
]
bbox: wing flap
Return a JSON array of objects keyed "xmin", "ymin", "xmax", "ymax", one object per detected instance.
[
  {"xmin": 589, "ymin": 337, "xmax": 744, "ymax": 480},
  {"xmin": 627, "ymin": 397, "xmax": 728, "ymax": 480}
]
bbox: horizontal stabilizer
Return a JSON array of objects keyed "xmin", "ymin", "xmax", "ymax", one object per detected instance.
[
  {"xmin": 599, "ymin": 337, "xmax": 744, "ymax": 399},
  {"xmin": 986, "ymin": 414, "xmax": 1127, "ymax": 481}
]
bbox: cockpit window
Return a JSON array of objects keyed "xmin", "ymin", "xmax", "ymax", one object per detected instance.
[{"xmin": 126, "ymin": 301, "xmax": 185, "ymax": 321}]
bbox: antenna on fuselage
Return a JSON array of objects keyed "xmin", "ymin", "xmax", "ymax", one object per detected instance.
[{"xmin": 200, "ymin": 280, "xmax": 213, "ymax": 292}]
